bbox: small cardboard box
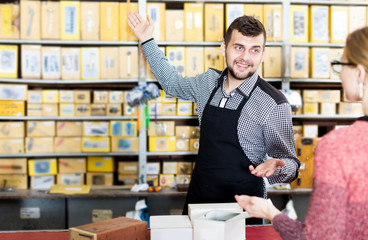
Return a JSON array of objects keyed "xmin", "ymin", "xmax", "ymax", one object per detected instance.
[
  {"xmin": 69, "ymin": 216, "xmax": 148, "ymax": 240},
  {"xmin": 26, "ymin": 137, "xmax": 54, "ymax": 153},
  {"xmin": 0, "ymin": 174, "xmax": 27, "ymax": 189},
  {"xmin": 56, "ymin": 121, "xmax": 83, "ymax": 137},
  {"xmin": 0, "ymin": 122, "xmax": 24, "ymax": 138},
  {"xmin": 0, "ymin": 158, "xmax": 27, "ymax": 174},
  {"xmin": 0, "ymin": 138, "xmax": 24, "ymax": 154},
  {"xmin": 86, "ymin": 172, "xmax": 113, "ymax": 186},
  {"xmin": 150, "ymin": 215, "xmax": 192, "ymax": 240},
  {"xmin": 58, "ymin": 158, "xmax": 86, "ymax": 174},
  {"xmin": 54, "ymin": 137, "xmax": 82, "ymax": 153},
  {"xmin": 30, "ymin": 175, "xmax": 55, "ymax": 190},
  {"xmin": 28, "ymin": 158, "xmax": 58, "ymax": 176},
  {"xmin": 118, "ymin": 161, "xmax": 138, "ymax": 174},
  {"xmin": 57, "ymin": 173, "xmax": 84, "ymax": 185},
  {"xmin": 26, "ymin": 121, "xmax": 55, "ymax": 137},
  {"xmin": 87, "ymin": 156, "xmax": 114, "ymax": 172},
  {"xmin": 148, "ymin": 121, "xmax": 175, "ymax": 136},
  {"xmin": 111, "ymin": 137, "xmax": 139, "ymax": 152}
]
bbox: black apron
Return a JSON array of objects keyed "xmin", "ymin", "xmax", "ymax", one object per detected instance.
[{"xmin": 183, "ymin": 79, "xmax": 264, "ymax": 224}]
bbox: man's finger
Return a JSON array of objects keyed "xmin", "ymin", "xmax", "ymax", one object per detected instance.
[{"xmin": 135, "ymin": 12, "xmax": 145, "ymax": 22}]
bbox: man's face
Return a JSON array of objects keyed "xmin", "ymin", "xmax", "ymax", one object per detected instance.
[{"xmin": 221, "ymin": 30, "xmax": 265, "ymax": 81}]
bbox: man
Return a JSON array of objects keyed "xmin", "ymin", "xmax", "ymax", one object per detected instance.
[{"xmin": 128, "ymin": 13, "xmax": 300, "ymax": 223}]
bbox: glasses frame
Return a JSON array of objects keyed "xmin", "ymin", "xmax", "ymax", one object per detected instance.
[{"xmin": 330, "ymin": 60, "xmax": 356, "ymax": 74}]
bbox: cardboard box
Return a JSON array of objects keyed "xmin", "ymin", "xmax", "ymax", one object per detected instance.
[
  {"xmin": 165, "ymin": 10, "xmax": 184, "ymax": 41},
  {"xmin": 42, "ymin": 46, "xmax": 61, "ymax": 80},
  {"xmin": 147, "ymin": 174, "xmax": 159, "ymax": 186},
  {"xmin": 107, "ymin": 104, "xmax": 122, "ymax": 116},
  {"xmin": 91, "ymin": 104, "xmax": 106, "ymax": 116},
  {"xmin": 186, "ymin": 47, "xmax": 204, "ymax": 77},
  {"xmin": 176, "ymin": 139, "xmax": 190, "ymax": 151},
  {"xmin": 56, "ymin": 121, "xmax": 82, "ymax": 137},
  {"xmin": 178, "ymin": 162, "xmax": 193, "ymax": 174},
  {"xmin": 82, "ymin": 137, "xmax": 110, "ymax": 152},
  {"xmin": 58, "ymin": 158, "xmax": 86, "ymax": 174},
  {"xmin": 175, "ymin": 126, "xmax": 191, "ymax": 139},
  {"xmin": 118, "ymin": 174, "xmax": 138, "ymax": 186},
  {"xmin": 0, "ymin": 174, "xmax": 27, "ymax": 189},
  {"xmin": 111, "ymin": 136, "xmax": 139, "ymax": 152},
  {"xmin": 147, "ymin": 162, "xmax": 160, "ymax": 175},
  {"xmin": 349, "ymin": 6, "xmax": 366, "ymax": 34},
  {"xmin": 20, "ymin": 0, "xmax": 40, "ymax": 40},
  {"xmin": 303, "ymin": 125, "xmax": 318, "ymax": 138},
  {"xmin": 110, "ymin": 121, "xmax": 137, "ymax": 136},
  {"xmin": 159, "ymin": 174, "xmax": 175, "ymax": 187},
  {"xmin": 100, "ymin": 2, "xmax": 119, "ymax": 41},
  {"xmin": 177, "ymin": 102, "xmax": 192, "ymax": 116},
  {"xmin": 87, "ymin": 156, "xmax": 114, "ymax": 172},
  {"xmin": 290, "ymin": 47, "xmax": 309, "ymax": 78},
  {"xmin": 42, "ymin": 90, "xmax": 59, "ymax": 103},
  {"xmin": 59, "ymin": 102, "xmax": 75, "ymax": 116},
  {"xmin": 27, "ymin": 103, "xmax": 42, "ymax": 116},
  {"xmin": 21, "ymin": 45, "xmax": 41, "ymax": 79},
  {"xmin": 309, "ymin": 6, "xmax": 329, "ymax": 43},
  {"xmin": 42, "ymin": 103, "xmax": 58, "ymax": 116},
  {"xmin": 86, "ymin": 172, "xmax": 113, "ymax": 186},
  {"xmin": 204, "ymin": 47, "xmax": 224, "ymax": 71},
  {"xmin": 75, "ymin": 90, "xmax": 91, "ymax": 104},
  {"xmin": 176, "ymin": 174, "xmax": 191, "ymax": 184},
  {"xmin": 61, "ymin": 48, "xmax": 80, "ymax": 80},
  {"xmin": 148, "ymin": 121, "xmax": 175, "ymax": 136},
  {"xmin": 69, "ymin": 217, "xmax": 147, "ymax": 240},
  {"xmin": 303, "ymin": 90, "xmax": 319, "ymax": 102},
  {"xmin": 204, "ymin": 4, "xmax": 224, "ymax": 42},
  {"xmin": 263, "ymin": 47, "xmax": 281, "ymax": 78},
  {"xmin": 0, "ymin": 3, "xmax": 20, "ymax": 39},
  {"xmin": 28, "ymin": 158, "xmax": 58, "ymax": 176},
  {"xmin": 81, "ymin": 1, "xmax": 99, "ymax": 41},
  {"xmin": 188, "ymin": 202, "xmax": 243, "ymax": 221},
  {"xmin": 0, "ymin": 45, "xmax": 18, "ymax": 78},
  {"xmin": 76, "ymin": 104, "xmax": 91, "ymax": 116},
  {"xmin": 150, "ymin": 215, "xmax": 192, "ymax": 240},
  {"xmin": 0, "ymin": 84, "xmax": 27, "ymax": 101},
  {"xmin": 0, "ymin": 100, "xmax": 24, "ymax": 116},
  {"xmin": 60, "ymin": 1, "xmax": 80, "ymax": 40},
  {"xmin": 93, "ymin": 91, "xmax": 109, "ymax": 104},
  {"xmin": 339, "ymin": 102, "xmax": 363, "ymax": 115},
  {"xmin": 81, "ymin": 48, "xmax": 100, "ymax": 80},
  {"xmin": 41, "ymin": 1, "xmax": 60, "ymax": 40},
  {"xmin": 119, "ymin": 2, "xmax": 138, "ymax": 41},
  {"xmin": 319, "ymin": 90, "xmax": 340, "ymax": 103},
  {"xmin": 0, "ymin": 122, "xmax": 24, "ymax": 138},
  {"xmin": 83, "ymin": 121, "xmax": 109, "ymax": 136},
  {"xmin": 26, "ymin": 137, "xmax": 54, "ymax": 153},
  {"xmin": 109, "ymin": 91, "xmax": 124, "ymax": 103},
  {"xmin": 118, "ymin": 161, "xmax": 138, "ymax": 174},
  {"xmin": 330, "ymin": 6, "xmax": 348, "ymax": 44},
  {"xmin": 27, "ymin": 121, "xmax": 55, "ymax": 137},
  {"xmin": 320, "ymin": 102, "xmax": 336, "ymax": 115},
  {"xmin": 163, "ymin": 161, "xmax": 178, "ymax": 174},
  {"xmin": 264, "ymin": 4, "xmax": 282, "ymax": 42},
  {"xmin": 54, "ymin": 137, "xmax": 82, "ymax": 153},
  {"xmin": 59, "ymin": 90, "xmax": 74, "ymax": 103},
  {"xmin": 100, "ymin": 47, "xmax": 119, "ymax": 79},
  {"xmin": 119, "ymin": 46, "xmax": 139, "ymax": 79},
  {"xmin": 190, "ymin": 138, "xmax": 200, "ymax": 151},
  {"xmin": 28, "ymin": 90, "xmax": 42, "ymax": 103},
  {"xmin": 290, "ymin": 5, "xmax": 309, "ymax": 43},
  {"xmin": 30, "ymin": 175, "xmax": 55, "ymax": 189},
  {"xmin": 166, "ymin": 47, "xmax": 186, "ymax": 76},
  {"xmin": 0, "ymin": 138, "xmax": 23, "ymax": 154},
  {"xmin": 225, "ymin": 4, "xmax": 244, "ymax": 29},
  {"xmin": 293, "ymin": 125, "xmax": 303, "ymax": 140},
  {"xmin": 244, "ymin": 4, "xmax": 263, "ymax": 23},
  {"xmin": 184, "ymin": 3, "xmax": 204, "ymax": 42},
  {"xmin": 57, "ymin": 173, "xmax": 84, "ymax": 185},
  {"xmin": 310, "ymin": 48, "xmax": 330, "ymax": 79},
  {"xmin": 149, "ymin": 136, "xmax": 176, "ymax": 152},
  {"xmin": 0, "ymin": 158, "xmax": 27, "ymax": 174},
  {"xmin": 303, "ymin": 102, "xmax": 319, "ymax": 115},
  {"xmin": 147, "ymin": 3, "xmax": 166, "ymax": 41}
]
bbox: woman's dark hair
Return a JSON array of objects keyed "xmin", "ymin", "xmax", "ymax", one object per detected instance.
[{"xmin": 224, "ymin": 15, "xmax": 266, "ymax": 47}]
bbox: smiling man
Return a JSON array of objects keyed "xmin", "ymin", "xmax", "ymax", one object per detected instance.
[{"xmin": 127, "ymin": 13, "xmax": 300, "ymax": 224}]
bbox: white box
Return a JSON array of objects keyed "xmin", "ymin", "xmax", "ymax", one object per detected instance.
[
  {"xmin": 188, "ymin": 202, "xmax": 242, "ymax": 221},
  {"xmin": 150, "ymin": 215, "xmax": 193, "ymax": 240}
]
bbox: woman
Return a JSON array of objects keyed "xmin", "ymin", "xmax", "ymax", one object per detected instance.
[{"xmin": 235, "ymin": 27, "xmax": 368, "ymax": 239}]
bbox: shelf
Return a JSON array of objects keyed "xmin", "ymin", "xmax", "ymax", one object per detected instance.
[
  {"xmin": 149, "ymin": 0, "xmax": 283, "ymax": 3},
  {"xmin": 147, "ymin": 151, "xmax": 198, "ymax": 156},
  {"xmin": 150, "ymin": 116, "xmax": 198, "ymax": 120},
  {"xmin": 290, "ymin": 0, "xmax": 368, "ymax": 6},
  {"xmin": 147, "ymin": 78, "xmax": 282, "ymax": 83},
  {"xmin": 291, "ymin": 42, "xmax": 345, "ymax": 48},
  {"xmin": 290, "ymin": 78, "xmax": 341, "ymax": 84},
  {"xmin": 0, "ymin": 116, "xmax": 137, "ymax": 121},
  {"xmin": 0, "ymin": 152, "xmax": 138, "ymax": 158},
  {"xmin": 292, "ymin": 114, "xmax": 360, "ymax": 120},
  {"xmin": 266, "ymin": 188, "xmax": 312, "ymax": 195},
  {"xmin": 157, "ymin": 41, "xmax": 283, "ymax": 47},
  {"xmin": 0, "ymin": 78, "xmax": 139, "ymax": 85},
  {"xmin": 0, "ymin": 39, "xmax": 138, "ymax": 46}
]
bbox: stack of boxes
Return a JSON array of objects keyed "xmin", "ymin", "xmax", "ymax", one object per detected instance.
[
  {"xmin": 0, "ymin": 158, "xmax": 27, "ymax": 190},
  {"xmin": 28, "ymin": 158, "xmax": 57, "ymax": 189},
  {"xmin": 58, "ymin": 158, "xmax": 86, "ymax": 186},
  {"xmin": 86, "ymin": 156, "xmax": 114, "ymax": 186}
]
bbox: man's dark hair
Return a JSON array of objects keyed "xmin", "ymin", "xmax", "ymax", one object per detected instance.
[{"xmin": 224, "ymin": 15, "xmax": 266, "ymax": 47}]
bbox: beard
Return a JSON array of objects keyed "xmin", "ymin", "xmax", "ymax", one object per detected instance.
[{"xmin": 225, "ymin": 56, "xmax": 256, "ymax": 81}]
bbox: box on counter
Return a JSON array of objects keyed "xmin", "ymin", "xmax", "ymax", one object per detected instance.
[
  {"xmin": 147, "ymin": 162, "xmax": 160, "ymax": 175},
  {"xmin": 86, "ymin": 172, "xmax": 113, "ymax": 186},
  {"xmin": 0, "ymin": 174, "xmax": 27, "ymax": 189},
  {"xmin": 149, "ymin": 136, "xmax": 176, "ymax": 152},
  {"xmin": 176, "ymin": 174, "xmax": 191, "ymax": 184},
  {"xmin": 0, "ymin": 158, "xmax": 27, "ymax": 174},
  {"xmin": 56, "ymin": 121, "xmax": 82, "ymax": 137},
  {"xmin": 111, "ymin": 137, "xmax": 138, "ymax": 152},
  {"xmin": 25, "ymin": 137, "xmax": 54, "ymax": 153},
  {"xmin": 150, "ymin": 215, "xmax": 192, "ymax": 240},
  {"xmin": 117, "ymin": 174, "xmax": 138, "ymax": 187},
  {"xmin": 28, "ymin": 158, "xmax": 57, "ymax": 176},
  {"xmin": 159, "ymin": 174, "xmax": 175, "ymax": 187},
  {"xmin": 147, "ymin": 174, "xmax": 159, "ymax": 186},
  {"xmin": 0, "ymin": 138, "xmax": 24, "ymax": 154},
  {"xmin": 26, "ymin": 121, "xmax": 55, "ymax": 137},
  {"xmin": 30, "ymin": 175, "xmax": 55, "ymax": 190},
  {"xmin": 57, "ymin": 173, "xmax": 84, "ymax": 185},
  {"xmin": 58, "ymin": 158, "xmax": 86, "ymax": 174},
  {"xmin": 0, "ymin": 122, "xmax": 24, "ymax": 138},
  {"xmin": 69, "ymin": 217, "xmax": 147, "ymax": 240},
  {"xmin": 118, "ymin": 161, "xmax": 138, "ymax": 175},
  {"xmin": 148, "ymin": 121, "xmax": 175, "ymax": 136},
  {"xmin": 87, "ymin": 157, "xmax": 114, "ymax": 172},
  {"xmin": 54, "ymin": 137, "xmax": 82, "ymax": 153}
]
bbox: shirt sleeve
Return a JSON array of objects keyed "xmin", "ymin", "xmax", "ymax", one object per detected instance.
[
  {"xmin": 141, "ymin": 39, "xmax": 204, "ymax": 102},
  {"xmin": 264, "ymin": 103, "xmax": 300, "ymax": 184}
]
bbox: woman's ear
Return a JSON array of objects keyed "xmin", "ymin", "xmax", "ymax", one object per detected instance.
[{"xmin": 356, "ymin": 64, "xmax": 367, "ymax": 84}]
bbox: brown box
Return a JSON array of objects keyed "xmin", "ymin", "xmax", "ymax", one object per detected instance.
[
  {"xmin": 75, "ymin": 91, "xmax": 91, "ymax": 103},
  {"xmin": 25, "ymin": 137, "xmax": 54, "ymax": 153},
  {"xmin": 69, "ymin": 217, "xmax": 148, "ymax": 240},
  {"xmin": 106, "ymin": 104, "xmax": 122, "ymax": 116},
  {"xmin": 42, "ymin": 103, "xmax": 58, "ymax": 116},
  {"xmin": 76, "ymin": 104, "xmax": 91, "ymax": 116},
  {"xmin": 86, "ymin": 172, "xmax": 113, "ymax": 186},
  {"xmin": 58, "ymin": 158, "xmax": 86, "ymax": 174},
  {"xmin": 20, "ymin": 0, "xmax": 41, "ymax": 40},
  {"xmin": 26, "ymin": 121, "xmax": 55, "ymax": 137},
  {"xmin": 0, "ymin": 122, "xmax": 24, "ymax": 138},
  {"xmin": 0, "ymin": 158, "xmax": 27, "ymax": 174},
  {"xmin": 56, "ymin": 121, "xmax": 82, "ymax": 137},
  {"xmin": 41, "ymin": 1, "xmax": 60, "ymax": 40},
  {"xmin": 119, "ymin": 47, "xmax": 139, "ymax": 79},
  {"xmin": 118, "ymin": 174, "xmax": 139, "ymax": 186},
  {"xmin": 148, "ymin": 121, "xmax": 175, "ymax": 136},
  {"xmin": 93, "ymin": 91, "xmax": 109, "ymax": 104},
  {"xmin": 100, "ymin": 47, "xmax": 119, "ymax": 79},
  {"xmin": 0, "ymin": 138, "xmax": 24, "ymax": 154},
  {"xmin": 186, "ymin": 47, "xmax": 204, "ymax": 77},
  {"xmin": 81, "ymin": 1, "xmax": 99, "ymax": 41},
  {"xmin": 27, "ymin": 103, "xmax": 42, "ymax": 116},
  {"xmin": 54, "ymin": 137, "xmax": 82, "ymax": 153},
  {"xmin": 165, "ymin": 10, "xmax": 184, "ymax": 41},
  {"xmin": 91, "ymin": 104, "xmax": 106, "ymax": 116}
]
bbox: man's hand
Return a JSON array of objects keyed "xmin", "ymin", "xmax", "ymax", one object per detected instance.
[
  {"xmin": 249, "ymin": 158, "xmax": 285, "ymax": 177},
  {"xmin": 235, "ymin": 195, "xmax": 281, "ymax": 221},
  {"xmin": 127, "ymin": 12, "xmax": 154, "ymax": 43}
]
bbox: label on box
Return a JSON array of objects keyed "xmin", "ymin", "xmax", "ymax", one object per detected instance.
[{"xmin": 20, "ymin": 207, "xmax": 41, "ymax": 219}]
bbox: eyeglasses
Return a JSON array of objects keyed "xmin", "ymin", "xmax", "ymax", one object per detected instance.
[{"xmin": 330, "ymin": 60, "xmax": 356, "ymax": 74}]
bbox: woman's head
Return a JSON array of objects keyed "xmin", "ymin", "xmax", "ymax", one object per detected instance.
[{"xmin": 345, "ymin": 27, "xmax": 368, "ymax": 71}]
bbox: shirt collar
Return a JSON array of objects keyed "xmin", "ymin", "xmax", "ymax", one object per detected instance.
[{"xmin": 218, "ymin": 68, "xmax": 259, "ymax": 97}]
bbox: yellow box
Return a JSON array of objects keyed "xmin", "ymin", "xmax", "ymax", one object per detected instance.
[
  {"xmin": 0, "ymin": 100, "xmax": 25, "ymax": 116},
  {"xmin": 148, "ymin": 121, "xmax": 175, "ymax": 136},
  {"xmin": 59, "ymin": 90, "xmax": 74, "ymax": 103},
  {"xmin": 319, "ymin": 90, "xmax": 341, "ymax": 103},
  {"xmin": 147, "ymin": 3, "xmax": 166, "ymax": 41},
  {"xmin": 160, "ymin": 90, "xmax": 177, "ymax": 103},
  {"xmin": 147, "ymin": 174, "xmax": 159, "ymax": 186},
  {"xmin": 175, "ymin": 126, "xmax": 191, "ymax": 139},
  {"xmin": 165, "ymin": 10, "xmax": 184, "ymax": 41},
  {"xmin": 177, "ymin": 102, "xmax": 192, "ymax": 116},
  {"xmin": 303, "ymin": 90, "xmax": 319, "ymax": 102},
  {"xmin": 20, "ymin": 0, "xmax": 40, "ymax": 40},
  {"xmin": 193, "ymin": 103, "xmax": 198, "ymax": 116},
  {"xmin": 21, "ymin": 45, "xmax": 41, "ymax": 79},
  {"xmin": 87, "ymin": 156, "xmax": 114, "ymax": 172},
  {"xmin": 119, "ymin": 46, "xmax": 139, "ymax": 79},
  {"xmin": 163, "ymin": 161, "xmax": 178, "ymax": 174},
  {"xmin": 184, "ymin": 3, "xmax": 204, "ymax": 42},
  {"xmin": 244, "ymin": 4, "xmax": 263, "ymax": 24},
  {"xmin": 0, "ymin": 138, "xmax": 23, "ymax": 154},
  {"xmin": 225, "ymin": 4, "xmax": 244, "ymax": 29},
  {"xmin": 161, "ymin": 103, "xmax": 177, "ymax": 116},
  {"xmin": 26, "ymin": 121, "xmax": 55, "ymax": 137},
  {"xmin": 330, "ymin": 6, "xmax": 348, "ymax": 44},
  {"xmin": 93, "ymin": 91, "xmax": 108, "ymax": 104},
  {"xmin": 176, "ymin": 174, "xmax": 191, "ymax": 184},
  {"xmin": 263, "ymin": 47, "xmax": 282, "ymax": 78},
  {"xmin": 0, "ymin": 158, "xmax": 27, "ymax": 174},
  {"xmin": 320, "ymin": 103, "xmax": 336, "ymax": 115},
  {"xmin": 290, "ymin": 5, "xmax": 309, "ymax": 43},
  {"xmin": 149, "ymin": 136, "xmax": 176, "ymax": 152},
  {"xmin": 290, "ymin": 47, "xmax": 309, "ymax": 78},
  {"xmin": 0, "ymin": 45, "xmax": 18, "ymax": 78},
  {"xmin": 58, "ymin": 158, "xmax": 86, "ymax": 174},
  {"xmin": 264, "ymin": 4, "xmax": 283, "ymax": 42},
  {"xmin": 0, "ymin": 122, "xmax": 24, "ymax": 138},
  {"xmin": 329, "ymin": 48, "xmax": 344, "ymax": 79},
  {"xmin": 0, "ymin": 3, "xmax": 20, "ymax": 39},
  {"xmin": 27, "ymin": 103, "xmax": 42, "ymax": 116},
  {"xmin": 54, "ymin": 137, "xmax": 82, "ymax": 153},
  {"xmin": 0, "ymin": 174, "xmax": 27, "ymax": 189},
  {"xmin": 190, "ymin": 138, "xmax": 200, "ymax": 151},
  {"xmin": 26, "ymin": 137, "xmax": 54, "ymax": 153},
  {"xmin": 107, "ymin": 104, "xmax": 122, "ymax": 116},
  {"xmin": 86, "ymin": 172, "xmax": 113, "ymax": 186},
  {"xmin": 42, "ymin": 103, "xmax": 58, "ymax": 116},
  {"xmin": 28, "ymin": 158, "xmax": 57, "ymax": 176},
  {"xmin": 186, "ymin": 47, "xmax": 204, "ymax": 76},
  {"xmin": 119, "ymin": 2, "xmax": 138, "ymax": 41},
  {"xmin": 100, "ymin": 47, "xmax": 119, "ymax": 79},
  {"xmin": 81, "ymin": 48, "xmax": 100, "ymax": 80},
  {"xmin": 310, "ymin": 48, "xmax": 330, "ymax": 79},
  {"xmin": 99, "ymin": 2, "xmax": 119, "ymax": 41},
  {"xmin": 159, "ymin": 174, "xmax": 175, "ymax": 187},
  {"xmin": 75, "ymin": 90, "xmax": 91, "ymax": 104},
  {"xmin": 204, "ymin": 4, "xmax": 224, "ymax": 42},
  {"xmin": 59, "ymin": 103, "xmax": 75, "ymax": 117},
  {"xmin": 110, "ymin": 121, "xmax": 137, "ymax": 137},
  {"xmin": 178, "ymin": 162, "xmax": 193, "ymax": 175},
  {"xmin": 81, "ymin": 1, "xmax": 99, "ymax": 41},
  {"xmin": 57, "ymin": 173, "xmax": 84, "ymax": 185},
  {"xmin": 176, "ymin": 139, "xmax": 190, "ymax": 151},
  {"xmin": 293, "ymin": 125, "xmax": 303, "ymax": 140},
  {"xmin": 60, "ymin": 1, "xmax": 80, "ymax": 40},
  {"xmin": 309, "ymin": 6, "xmax": 329, "ymax": 43},
  {"xmin": 303, "ymin": 102, "xmax": 319, "ymax": 115},
  {"xmin": 339, "ymin": 102, "xmax": 363, "ymax": 115},
  {"xmin": 61, "ymin": 48, "xmax": 81, "ymax": 80},
  {"xmin": 111, "ymin": 136, "xmax": 139, "ymax": 152},
  {"xmin": 42, "ymin": 90, "xmax": 59, "ymax": 103},
  {"xmin": 41, "ymin": 1, "xmax": 60, "ymax": 40},
  {"xmin": 349, "ymin": 6, "xmax": 366, "ymax": 34},
  {"xmin": 82, "ymin": 137, "xmax": 110, "ymax": 152},
  {"xmin": 118, "ymin": 161, "xmax": 138, "ymax": 174},
  {"xmin": 75, "ymin": 104, "xmax": 91, "ymax": 116},
  {"xmin": 204, "ymin": 47, "xmax": 224, "ymax": 71}
]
